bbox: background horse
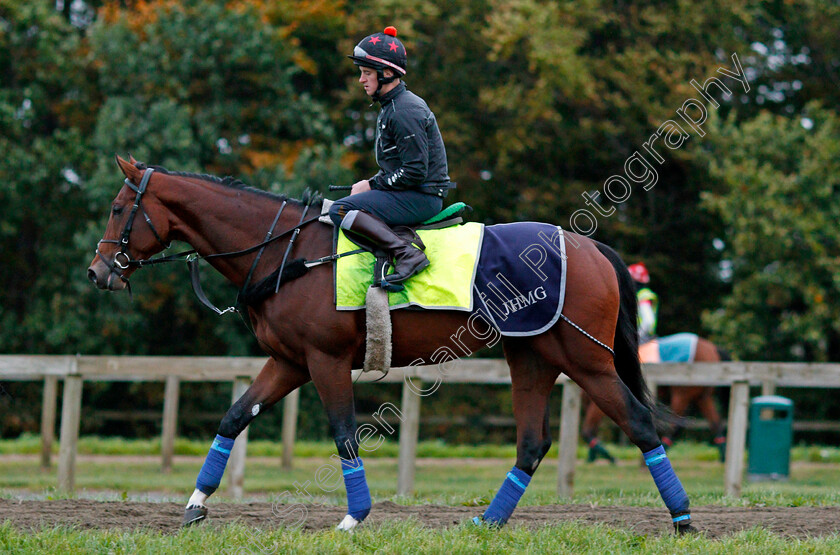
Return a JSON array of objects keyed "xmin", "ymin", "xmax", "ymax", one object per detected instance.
[
  {"xmin": 87, "ymin": 157, "xmax": 696, "ymax": 532},
  {"xmin": 583, "ymin": 334, "xmax": 730, "ymax": 463}
]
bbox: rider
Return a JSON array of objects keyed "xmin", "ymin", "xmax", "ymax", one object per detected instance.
[
  {"xmin": 628, "ymin": 262, "xmax": 658, "ymax": 344},
  {"xmin": 329, "ymin": 26, "xmax": 454, "ymax": 286}
]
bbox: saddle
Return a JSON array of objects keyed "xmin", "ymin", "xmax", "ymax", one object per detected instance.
[{"xmin": 323, "ymin": 201, "xmax": 472, "ymax": 292}]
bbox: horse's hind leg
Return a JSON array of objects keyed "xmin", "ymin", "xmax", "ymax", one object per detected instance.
[
  {"xmin": 477, "ymin": 339, "xmax": 557, "ymax": 526},
  {"xmin": 568, "ymin": 363, "xmax": 660, "ymax": 450},
  {"xmin": 663, "ymin": 386, "xmax": 725, "ymax": 460},
  {"xmin": 567, "ymin": 359, "xmax": 692, "ymax": 529},
  {"xmin": 184, "ymin": 357, "xmax": 309, "ymax": 526},
  {"xmin": 661, "ymin": 386, "xmax": 696, "ymax": 449},
  {"xmin": 554, "ymin": 240, "xmax": 693, "ymax": 531},
  {"xmin": 696, "ymin": 387, "xmax": 726, "ymax": 461},
  {"xmin": 693, "ymin": 339, "xmax": 726, "ymax": 459}
]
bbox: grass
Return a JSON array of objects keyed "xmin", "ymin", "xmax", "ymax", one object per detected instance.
[
  {"xmin": 2, "ymin": 520, "xmax": 840, "ymax": 554},
  {"xmin": 0, "ymin": 434, "xmax": 526, "ymax": 459},
  {"xmin": 3, "ymin": 456, "xmax": 840, "ymax": 508},
  {"xmin": 5, "ymin": 433, "xmax": 840, "ymax": 462}
]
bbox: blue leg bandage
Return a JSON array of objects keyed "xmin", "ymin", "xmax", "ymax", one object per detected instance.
[
  {"xmin": 341, "ymin": 457, "xmax": 371, "ymax": 521},
  {"xmin": 481, "ymin": 466, "xmax": 531, "ymax": 525},
  {"xmin": 195, "ymin": 434, "xmax": 235, "ymax": 495},
  {"xmin": 644, "ymin": 445, "xmax": 690, "ymax": 522}
]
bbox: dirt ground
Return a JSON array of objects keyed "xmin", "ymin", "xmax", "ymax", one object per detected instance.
[{"xmin": 2, "ymin": 499, "xmax": 839, "ymax": 538}]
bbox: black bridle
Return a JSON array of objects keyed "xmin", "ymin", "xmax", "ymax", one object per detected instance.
[
  {"xmin": 95, "ymin": 169, "xmax": 362, "ymax": 313},
  {"xmin": 95, "ymin": 168, "xmax": 170, "ymax": 290}
]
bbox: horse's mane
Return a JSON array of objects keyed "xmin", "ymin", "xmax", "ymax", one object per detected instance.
[{"xmin": 134, "ymin": 162, "xmax": 322, "ymax": 207}]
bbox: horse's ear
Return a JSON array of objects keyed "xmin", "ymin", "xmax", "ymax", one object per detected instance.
[
  {"xmin": 115, "ymin": 154, "xmax": 141, "ymax": 183},
  {"xmin": 128, "ymin": 153, "xmax": 139, "ymax": 165}
]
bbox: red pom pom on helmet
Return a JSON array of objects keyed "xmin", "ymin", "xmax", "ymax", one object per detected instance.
[{"xmin": 384, "ymin": 26, "xmax": 397, "ymax": 37}]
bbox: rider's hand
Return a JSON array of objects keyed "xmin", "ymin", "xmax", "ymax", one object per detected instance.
[{"xmin": 350, "ymin": 180, "xmax": 371, "ymax": 195}]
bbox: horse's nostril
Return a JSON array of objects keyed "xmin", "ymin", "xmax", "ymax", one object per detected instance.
[{"xmin": 87, "ymin": 268, "xmax": 98, "ymax": 285}]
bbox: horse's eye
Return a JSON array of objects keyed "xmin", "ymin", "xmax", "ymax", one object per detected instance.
[{"xmin": 112, "ymin": 205, "xmax": 123, "ymax": 216}]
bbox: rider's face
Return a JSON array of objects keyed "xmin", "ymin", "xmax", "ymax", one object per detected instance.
[{"xmin": 359, "ymin": 67, "xmax": 378, "ymax": 96}]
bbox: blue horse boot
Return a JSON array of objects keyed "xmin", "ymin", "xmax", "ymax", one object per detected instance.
[
  {"xmin": 643, "ymin": 445, "xmax": 697, "ymax": 534},
  {"xmin": 336, "ymin": 457, "xmax": 372, "ymax": 531},
  {"xmin": 474, "ymin": 466, "xmax": 532, "ymax": 526}
]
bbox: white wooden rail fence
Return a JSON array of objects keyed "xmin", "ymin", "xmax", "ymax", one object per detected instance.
[{"xmin": 3, "ymin": 356, "xmax": 840, "ymax": 498}]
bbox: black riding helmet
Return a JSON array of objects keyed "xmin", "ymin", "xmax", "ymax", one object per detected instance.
[{"xmin": 348, "ymin": 26, "xmax": 407, "ymax": 98}]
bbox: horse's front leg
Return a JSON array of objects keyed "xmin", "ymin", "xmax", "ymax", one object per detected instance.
[
  {"xmin": 307, "ymin": 351, "xmax": 370, "ymax": 532},
  {"xmin": 476, "ymin": 342, "xmax": 557, "ymax": 526},
  {"xmin": 183, "ymin": 357, "xmax": 309, "ymax": 526}
]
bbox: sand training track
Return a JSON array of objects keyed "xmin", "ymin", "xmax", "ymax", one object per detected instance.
[{"xmin": 2, "ymin": 499, "xmax": 839, "ymax": 538}]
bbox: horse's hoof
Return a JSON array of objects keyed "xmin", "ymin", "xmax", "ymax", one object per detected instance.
[
  {"xmin": 182, "ymin": 504, "xmax": 208, "ymax": 527},
  {"xmin": 472, "ymin": 515, "xmax": 503, "ymax": 528},
  {"xmin": 336, "ymin": 514, "xmax": 360, "ymax": 532},
  {"xmin": 675, "ymin": 521, "xmax": 698, "ymax": 535}
]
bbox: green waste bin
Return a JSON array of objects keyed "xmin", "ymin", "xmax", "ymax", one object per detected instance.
[{"xmin": 747, "ymin": 395, "xmax": 793, "ymax": 481}]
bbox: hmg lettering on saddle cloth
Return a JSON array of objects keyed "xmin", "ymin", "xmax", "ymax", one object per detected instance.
[
  {"xmin": 472, "ymin": 223, "xmax": 567, "ymax": 336},
  {"xmin": 335, "ymin": 221, "xmax": 568, "ymax": 337}
]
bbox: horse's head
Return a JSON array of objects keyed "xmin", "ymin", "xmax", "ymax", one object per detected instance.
[{"xmin": 87, "ymin": 155, "xmax": 173, "ymax": 291}]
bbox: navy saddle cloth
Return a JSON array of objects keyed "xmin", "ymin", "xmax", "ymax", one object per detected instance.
[{"xmin": 473, "ymin": 222, "xmax": 568, "ymax": 336}]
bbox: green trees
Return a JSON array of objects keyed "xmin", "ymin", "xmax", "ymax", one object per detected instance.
[
  {"xmin": 691, "ymin": 0, "xmax": 840, "ymax": 360},
  {"xmin": 0, "ymin": 0, "xmax": 95, "ymax": 352},
  {"xmin": 89, "ymin": 0, "xmax": 338, "ymax": 179},
  {"xmin": 701, "ymin": 105, "xmax": 840, "ymax": 361},
  {"xmin": 1, "ymin": 0, "xmax": 351, "ymax": 356}
]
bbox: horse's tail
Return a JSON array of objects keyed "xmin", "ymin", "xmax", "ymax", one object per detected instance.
[
  {"xmin": 716, "ymin": 345, "xmax": 733, "ymax": 361},
  {"xmin": 595, "ymin": 241, "xmax": 653, "ymax": 411}
]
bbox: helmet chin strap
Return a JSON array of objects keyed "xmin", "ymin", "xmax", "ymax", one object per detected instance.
[{"xmin": 372, "ymin": 68, "xmax": 399, "ymax": 101}]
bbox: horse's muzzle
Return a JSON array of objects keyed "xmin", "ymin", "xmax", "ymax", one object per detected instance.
[{"xmin": 87, "ymin": 261, "xmax": 128, "ymax": 291}]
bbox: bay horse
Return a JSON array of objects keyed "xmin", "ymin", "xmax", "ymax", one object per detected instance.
[
  {"xmin": 87, "ymin": 156, "xmax": 696, "ymax": 533},
  {"xmin": 583, "ymin": 334, "xmax": 730, "ymax": 463}
]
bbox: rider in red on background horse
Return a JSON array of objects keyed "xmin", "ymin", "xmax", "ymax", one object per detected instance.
[{"xmin": 628, "ymin": 263, "xmax": 658, "ymax": 344}]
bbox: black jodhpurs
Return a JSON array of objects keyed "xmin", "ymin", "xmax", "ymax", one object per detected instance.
[{"xmin": 328, "ymin": 189, "xmax": 442, "ymax": 227}]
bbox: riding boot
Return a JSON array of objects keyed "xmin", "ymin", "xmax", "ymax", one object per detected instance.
[{"xmin": 343, "ymin": 211, "xmax": 429, "ymax": 284}]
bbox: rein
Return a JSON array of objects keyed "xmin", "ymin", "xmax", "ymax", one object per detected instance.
[
  {"xmin": 98, "ymin": 169, "xmax": 363, "ymax": 314},
  {"xmin": 129, "ymin": 213, "xmax": 324, "ymax": 270}
]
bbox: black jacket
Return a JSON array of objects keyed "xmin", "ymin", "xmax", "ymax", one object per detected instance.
[{"xmin": 369, "ymin": 83, "xmax": 451, "ymax": 192}]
